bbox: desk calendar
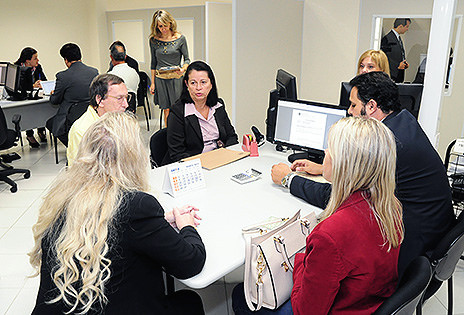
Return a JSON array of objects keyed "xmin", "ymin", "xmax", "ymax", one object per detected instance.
[{"xmin": 162, "ymin": 159, "xmax": 206, "ymax": 197}]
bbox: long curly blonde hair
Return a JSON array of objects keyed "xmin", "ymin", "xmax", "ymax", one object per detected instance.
[
  {"xmin": 149, "ymin": 9, "xmax": 179, "ymax": 39},
  {"xmin": 321, "ymin": 117, "xmax": 403, "ymax": 249},
  {"xmin": 29, "ymin": 112, "xmax": 150, "ymax": 313}
]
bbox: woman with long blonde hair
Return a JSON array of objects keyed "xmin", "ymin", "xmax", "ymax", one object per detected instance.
[
  {"xmin": 30, "ymin": 112, "xmax": 206, "ymax": 314},
  {"xmin": 149, "ymin": 9, "xmax": 190, "ymax": 127}
]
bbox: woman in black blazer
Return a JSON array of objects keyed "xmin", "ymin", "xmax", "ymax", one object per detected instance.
[
  {"xmin": 165, "ymin": 61, "xmax": 238, "ymax": 163},
  {"xmin": 29, "ymin": 112, "xmax": 206, "ymax": 314}
]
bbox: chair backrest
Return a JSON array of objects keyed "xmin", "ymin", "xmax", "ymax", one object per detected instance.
[
  {"xmin": 66, "ymin": 100, "xmax": 90, "ymax": 132},
  {"xmin": 150, "ymin": 128, "xmax": 167, "ymax": 167},
  {"xmin": 373, "ymin": 256, "xmax": 432, "ymax": 315},
  {"xmin": 0, "ymin": 107, "xmax": 8, "ymax": 146},
  {"xmin": 429, "ymin": 210, "xmax": 464, "ymax": 281},
  {"xmin": 137, "ymin": 71, "xmax": 150, "ymax": 106},
  {"xmin": 127, "ymin": 91, "xmax": 137, "ymax": 113}
]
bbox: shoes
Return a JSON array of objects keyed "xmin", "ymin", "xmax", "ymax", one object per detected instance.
[
  {"xmin": 38, "ymin": 132, "xmax": 47, "ymax": 143},
  {"xmin": 27, "ymin": 136, "xmax": 40, "ymax": 148}
]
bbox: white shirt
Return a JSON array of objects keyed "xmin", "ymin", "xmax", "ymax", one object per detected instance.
[{"xmin": 108, "ymin": 63, "xmax": 140, "ymax": 93}]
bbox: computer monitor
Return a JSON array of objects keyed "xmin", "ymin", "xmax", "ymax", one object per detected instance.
[
  {"xmin": 397, "ymin": 83, "xmax": 423, "ymax": 119},
  {"xmin": 339, "ymin": 81, "xmax": 424, "ymax": 119},
  {"xmin": 276, "ymin": 69, "xmax": 297, "ymax": 100},
  {"xmin": 265, "ymin": 89, "xmax": 279, "ymax": 142},
  {"xmin": 4, "ymin": 63, "xmax": 33, "ymax": 101},
  {"xmin": 274, "ymin": 99, "xmax": 347, "ymax": 163},
  {"xmin": 0, "ymin": 62, "xmax": 8, "ymax": 86}
]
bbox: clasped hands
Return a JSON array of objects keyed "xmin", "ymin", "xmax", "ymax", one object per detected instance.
[
  {"xmin": 271, "ymin": 159, "xmax": 323, "ymax": 186},
  {"xmin": 165, "ymin": 205, "xmax": 202, "ymax": 230}
]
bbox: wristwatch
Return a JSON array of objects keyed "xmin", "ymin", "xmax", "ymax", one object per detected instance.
[{"xmin": 281, "ymin": 172, "xmax": 294, "ymax": 188}]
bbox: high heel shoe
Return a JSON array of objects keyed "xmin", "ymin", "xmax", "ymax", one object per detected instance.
[
  {"xmin": 38, "ymin": 132, "xmax": 47, "ymax": 143},
  {"xmin": 27, "ymin": 136, "xmax": 40, "ymax": 148}
]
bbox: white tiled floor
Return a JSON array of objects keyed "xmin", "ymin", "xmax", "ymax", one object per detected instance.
[{"xmin": 0, "ymin": 109, "xmax": 463, "ymax": 314}]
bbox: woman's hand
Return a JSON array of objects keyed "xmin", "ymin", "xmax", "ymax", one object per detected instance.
[
  {"xmin": 33, "ymin": 80, "xmax": 42, "ymax": 89},
  {"xmin": 291, "ymin": 159, "xmax": 323, "ymax": 175},
  {"xmin": 150, "ymin": 84, "xmax": 155, "ymax": 95},
  {"xmin": 175, "ymin": 67, "xmax": 185, "ymax": 75},
  {"xmin": 166, "ymin": 205, "xmax": 202, "ymax": 229}
]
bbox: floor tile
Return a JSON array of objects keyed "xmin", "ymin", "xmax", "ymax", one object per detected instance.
[
  {"xmin": 0, "ymin": 227, "xmax": 34, "ymax": 254},
  {"xmin": 6, "ymin": 287, "xmax": 37, "ymax": 314},
  {"xmin": 195, "ymin": 283, "xmax": 229, "ymax": 315},
  {"xmin": 0, "ymin": 254, "xmax": 34, "ymax": 289},
  {"xmin": 422, "ymin": 295, "xmax": 447, "ymax": 314},
  {"xmin": 0, "ymin": 189, "xmax": 43, "ymax": 209},
  {"xmin": 14, "ymin": 198, "xmax": 41, "ymax": 228},
  {"xmin": 0, "ymin": 208, "xmax": 27, "ymax": 228},
  {"xmin": 0, "ymin": 288, "xmax": 21, "ymax": 314},
  {"xmin": 434, "ymin": 269, "xmax": 464, "ymax": 313}
]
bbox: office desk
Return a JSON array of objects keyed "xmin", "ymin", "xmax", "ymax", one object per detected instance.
[
  {"xmin": 149, "ymin": 143, "xmax": 322, "ymax": 289},
  {"xmin": 0, "ymin": 97, "xmax": 58, "ymax": 130}
]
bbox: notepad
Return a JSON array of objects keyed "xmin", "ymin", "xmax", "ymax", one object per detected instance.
[{"xmin": 40, "ymin": 80, "xmax": 56, "ymax": 95}]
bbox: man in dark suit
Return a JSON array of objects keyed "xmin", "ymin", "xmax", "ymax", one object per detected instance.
[
  {"xmin": 381, "ymin": 18, "xmax": 411, "ymax": 83},
  {"xmin": 271, "ymin": 72, "xmax": 456, "ymax": 277},
  {"xmin": 46, "ymin": 43, "xmax": 99, "ymax": 145}
]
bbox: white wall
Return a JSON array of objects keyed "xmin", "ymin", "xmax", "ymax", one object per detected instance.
[{"xmin": 235, "ymin": 0, "xmax": 303, "ymax": 136}]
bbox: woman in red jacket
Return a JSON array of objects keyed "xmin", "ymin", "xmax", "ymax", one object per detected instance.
[{"xmin": 233, "ymin": 116, "xmax": 403, "ymax": 314}]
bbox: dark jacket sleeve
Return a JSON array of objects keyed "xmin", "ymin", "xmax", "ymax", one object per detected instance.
[
  {"xmin": 166, "ymin": 100, "xmax": 191, "ymax": 162},
  {"xmin": 289, "ymin": 176, "xmax": 331, "ymax": 209},
  {"xmin": 35, "ymin": 64, "xmax": 47, "ymax": 81},
  {"xmin": 49, "ymin": 71, "xmax": 65, "ymax": 105},
  {"xmin": 216, "ymin": 99, "xmax": 238, "ymax": 147},
  {"xmin": 128, "ymin": 193, "xmax": 206, "ymax": 279}
]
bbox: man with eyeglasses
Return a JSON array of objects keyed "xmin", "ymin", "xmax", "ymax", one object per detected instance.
[{"xmin": 67, "ymin": 74, "xmax": 129, "ymax": 165}]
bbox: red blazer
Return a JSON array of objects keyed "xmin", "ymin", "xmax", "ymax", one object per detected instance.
[{"xmin": 291, "ymin": 191, "xmax": 400, "ymax": 315}]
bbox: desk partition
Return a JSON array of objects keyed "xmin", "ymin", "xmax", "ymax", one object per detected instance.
[{"xmin": 0, "ymin": 97, "xmax": 58, "ymax": 130}]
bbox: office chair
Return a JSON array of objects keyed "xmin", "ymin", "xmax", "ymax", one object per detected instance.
[
  {"xmin": 373, "ymin": 256, "xmax": 432, "ymax": 315},
  {"xmin": 0, "ymin": 108, "xmax": 31, "ymax": 193},
  {"xmin": 149, "ymin": 128, "xmax": 168, "ymax": 168},
  {"xmin": 127, "ymin": 91, "xmax": 137, "ymax": 113},
  {"xmin": 137, "ymin": 71, "xmax": 151, "ymax": 131},
  {"xmin": 47, "ymin": 100, "xmax": 88, "ymax": 164},
  {"xmin": 416, "ymin": 210, "xmax": 464, "ymax": 315}
]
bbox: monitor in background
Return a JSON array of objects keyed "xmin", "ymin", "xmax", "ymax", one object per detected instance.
[
  {"xmin": 339, "ymin": 82, "xmax": 352, "ymax": 109},
  {"xmin": 398, "ymin": 83, "xmax": 423, "ymax": 119},
  {"xmin": 0, "ymin": 62, "xmax": 8, "ymax": 86},
  {"xmin": 274, "ymin": 99, "xmax": 346, "ymax": 163},
  {"xmin": 339, "ymin": 81, "xmax": 424, "ymax": 119},
  {"xmin": 4, "ymin": 63, "xmax": 34, "ymax": 101},
  {"xmin": 276, "ymin": 69, "xmax": 297, "ymax": 100},
  {"xmin": 265, "ymin": 88, "xmax": 279, "ymax": 142}
]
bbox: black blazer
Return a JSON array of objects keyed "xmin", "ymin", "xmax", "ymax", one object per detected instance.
[
  {"xmin": 32, "ymin": 192, "xmax": 206, "ymax": 314},
  {"xmin": 33, "ymin": 64, "xmax": 47, "ymax": 82},
  {"xmin": 165, "ymin": 98, "xmax": 238, "ymax": 163},
  {"xmin": 381, "ymin": 30, "xmax": 405, "ymax": 83},
  {"xmin": 289, "ymin": 110, "xmax": 456, "ymax": 277},
  {"xmin": 49, "ymin": 61, "xmax": 98, "ymax": 136}
]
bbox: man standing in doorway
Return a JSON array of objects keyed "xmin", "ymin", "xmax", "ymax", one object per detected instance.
[{"xmin": 381, "ymin": 18, "xmax": 411, "ymax": 83}]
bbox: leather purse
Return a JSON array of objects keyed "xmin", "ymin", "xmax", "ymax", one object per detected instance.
[{"xmin": 243, "ymin": 210, "xmax": 317, "ymax": 311}]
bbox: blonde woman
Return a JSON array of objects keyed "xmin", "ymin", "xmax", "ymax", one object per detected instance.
[
  {"xmin": 290, "ymin": 117, "xmax": 403, "ymax": 314},
  {"xmin": 149, "ymin": 9, "xmax": 190, "ymax": 127},
  {"xmin": 357, "ymin": 49, "xmax": 390, "ymax": 76},
  {"xmin": 30, "ymin": 112, "xmax": 206, "ymax": 314}
]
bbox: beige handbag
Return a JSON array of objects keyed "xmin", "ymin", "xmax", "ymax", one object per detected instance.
[{"xmin": 243, "ymin": 210, "xmax": 317, "ymax": 311}]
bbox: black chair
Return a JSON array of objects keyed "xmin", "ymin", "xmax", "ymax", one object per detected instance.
[
  {"xmin": 373, "ymin": 256, "xmax": 432, "ymax": 315},
  {"xmin": 137, "ymin": 71, "xmax": 151, "ymax": 131},
  {"xmin": 127, "ymin": 91, "xmax": 137, "ymax": 113},
  {"xmin": 149, "ymin": 128, "xmax": 167, "ymax": 168},
  {"xmin": 0, "ymin": 107, "xmax": 30, "ymax": 193},
  {"xmin": 416, "ymin": 210, "xmax": 464, "ymax": 315},
  {"xmin": 47, "ymin": 100, "xmax": 89, "ymax": 164}
]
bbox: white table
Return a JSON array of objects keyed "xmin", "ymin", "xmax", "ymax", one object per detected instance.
[
  {"xmin": 149, "ymin": 143, "xmax": 322, "ymax": 289},
  {"xmin": 0, "ymin": 97, "xmax": 58, "ymax": 130}
]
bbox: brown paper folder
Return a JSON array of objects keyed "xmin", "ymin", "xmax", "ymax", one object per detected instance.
[{"xmin": 182, "ymin": 148, "xmax": 250, "ymax": 170}]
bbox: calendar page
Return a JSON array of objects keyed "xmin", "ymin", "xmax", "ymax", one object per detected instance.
[{"xmin": 163, "ymin": 159, "xmax": 206, "ymax": 197}]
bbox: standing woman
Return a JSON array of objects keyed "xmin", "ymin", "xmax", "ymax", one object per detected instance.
[
  {"xmin": 14, "ymin": 47, "xmax": 47, "ymax": 147},
  {"xmin": 149, "ymin": 9, "xmax": 190, "ymax": 127}
]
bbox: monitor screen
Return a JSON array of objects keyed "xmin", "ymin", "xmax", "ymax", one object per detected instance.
[
  {"xmin": 339, "ymin": 82, "xmax": 352, "ymax": 109},
  {"xmin": 5, "ymin": 63, "xmax": 19, "ymax": 92},
  {"xmin": 276, "ymin": 69, "xmax": 297, "ymax": 100},
  {"xmin": 274, "ymin": 99, "xmax": 346, "ymax": 163},
  {"xmin": 0, "ymin": 62, "xmax": 7, "ymax": 86}
]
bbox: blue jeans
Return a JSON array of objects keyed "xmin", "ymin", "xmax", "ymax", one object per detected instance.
[{"xmin": 232, "ymin": 283, "xmax": 293, "ymax": 315}]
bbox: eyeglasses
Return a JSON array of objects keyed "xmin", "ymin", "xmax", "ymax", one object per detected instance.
[{"xmin": 106, "ymin": 94, "xmax": 131, "ymax": 103}]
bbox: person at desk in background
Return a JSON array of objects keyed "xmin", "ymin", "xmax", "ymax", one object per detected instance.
[
  {"xmin": 107, "ymin": 41, "xmax": 140, "ymax": 112},
  {"xmin": 14, "ymin": 47, "xmax": 47, "ymax": 147},
  {"xmin": 67, "ymin": 74, "xmax": 130, "ymax": 166},
  {"xmin": 30, "ymin": 112, "xmax": 206, "ymax": 314},
  {"xmin": 357, "ymin": 49, "xmax": 390, "ymax": 76},
  {"xmin": 233, "ymin": 117, "xmax": 403, "ymax": 315},
  {"xmin": 107, "ymin": 40, "xmax": 139, "ymax": 73},
  {"xmin": 381, "ymin": 18, "xmax": 411, "ymax": 83},
  {"xmin": 271, "ymin": 72, "xmax": 455, "ymax": 278},
  {"xmin": 165, "ymin": 60, "xmax": 238, "ymax": 164},
  {"xmin": 46, "ymin": 43, "xmax": 99, "ymax": 146},
  {"xmin": 149, "ymin": 9, "xmax": 190, "ymax": 127}
]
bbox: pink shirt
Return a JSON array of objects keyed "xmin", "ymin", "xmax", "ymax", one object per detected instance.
[{"xmin": 185, "ymin": 102, "xmax": 222, "ymax": 153}]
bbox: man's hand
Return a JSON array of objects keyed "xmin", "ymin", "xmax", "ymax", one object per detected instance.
[
  {"xmin": 291, "ymin": 159, "xmax": 323, "ymax": 175},
  {"xmin": 271, "ymin": 163, "xmax": 292, "ymax": 185},
  {"xmin": 398, "ymin": 60, "xmax": 409, "ymax": 70}
]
